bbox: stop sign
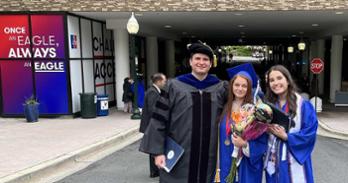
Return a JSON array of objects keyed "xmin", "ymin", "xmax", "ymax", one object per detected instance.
[{"xmin": 310, "ymin": 58, "xmax": 324, "ymax": 74}]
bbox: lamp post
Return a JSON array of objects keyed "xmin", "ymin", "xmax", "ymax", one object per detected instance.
[{"xmin": 127, "ymin": 12, "xmax": 141, "ymax": 119}]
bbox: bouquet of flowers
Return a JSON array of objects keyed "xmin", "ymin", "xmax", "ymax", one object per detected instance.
[{"xmin": 225, "ymin": 101, "xmax": 273, "ymax": 183}]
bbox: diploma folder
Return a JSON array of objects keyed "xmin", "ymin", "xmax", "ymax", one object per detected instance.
[
  {"xmin": 266, "ymin": 102, "xmax": 295, "ymax": 132},
  {"xmin": 163, "ymin": 137, "xmax": 184, "ymax": 173}
]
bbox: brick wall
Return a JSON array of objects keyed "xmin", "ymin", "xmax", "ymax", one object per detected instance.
[{"xmin": 0, "ymin": 0, "xmax": 347, "ymax": 11}]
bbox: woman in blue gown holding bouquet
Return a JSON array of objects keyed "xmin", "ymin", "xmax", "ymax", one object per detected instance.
[
  {"xmin": 264, "ymin": 65, "xmax": 318, "ymax": 183},
  {"xmin": 214, "ymin": 63, "xmax": 268, "ymax": 183}
]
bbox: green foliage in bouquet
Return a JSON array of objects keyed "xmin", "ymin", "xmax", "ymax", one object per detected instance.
[{"xmin": 225, "ymin": 157, "xmax": 238, "ymax": 183}]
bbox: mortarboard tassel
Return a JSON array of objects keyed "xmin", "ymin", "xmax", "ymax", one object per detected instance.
[
  {"xmin": 214, "ymin": 168, "xmax": 221, "ymax": 182},
  {"xmin": 213, "ymin": 54, "xmax": 218, "ymax": 67}
]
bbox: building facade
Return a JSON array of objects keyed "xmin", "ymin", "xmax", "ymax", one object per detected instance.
[
  {"xmin": 1, "ymin": 1, "xmax": 348, "ymax": 116},
  {"xmin": 1, "ymin": 1, "xmax": 348, "ymax": 11}
]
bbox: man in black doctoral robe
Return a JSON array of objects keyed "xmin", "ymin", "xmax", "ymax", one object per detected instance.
[{"xmin": 140, "ymin": 41, "xmax": 228, "ymax": 183}]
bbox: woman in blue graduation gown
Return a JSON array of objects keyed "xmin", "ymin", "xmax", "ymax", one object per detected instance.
[
  {"xmin": 215, "ymin": 64, "xmax": 268, "ymax": 183},
  {"xmin": 264, "ymin": 65, "xmax": 318, "ymax": 183}
]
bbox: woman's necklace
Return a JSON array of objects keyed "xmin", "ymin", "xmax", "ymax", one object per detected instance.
[{"xmin": 224, "ymin": 136, "xmax": 231, "ymax": 146}]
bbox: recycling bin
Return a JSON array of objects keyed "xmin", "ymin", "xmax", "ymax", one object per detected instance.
[
  {"xmin": 80, "ymin": 92, "xmax": 97, "ymax": 118},
  {"xmin": 97, "ymin": 94, "xmax": 109, "ymax": 116}
]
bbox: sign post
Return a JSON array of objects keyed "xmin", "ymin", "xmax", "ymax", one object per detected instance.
[{"xmin": 310, "ymin": 58, "xmax": 324, "ymax": 113}]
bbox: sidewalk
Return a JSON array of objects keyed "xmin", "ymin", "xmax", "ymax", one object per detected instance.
[
  {"xmin": 0, "ymin": 108, "xmax": 347, "ymax": 183},
  {"xmin": 317, "ymin": 111, "xmax": 348, "ymax": 140},
  {"xmin": 0, "ymin": 109, "xmax": 141, "ymax": 183}
]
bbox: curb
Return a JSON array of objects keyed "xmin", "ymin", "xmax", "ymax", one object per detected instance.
[
  {"xmin": 0, "ymin": 126, "xmax": 141, "ymax": 183},
  {"xmin": 317, "ymin": 119, "xmax": 348, "ymax": 140}
]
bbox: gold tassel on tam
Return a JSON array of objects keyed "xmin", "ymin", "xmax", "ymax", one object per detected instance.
[
  {"xmin": 213, "ymin": 54, "xmax": 218, "ymax": 67},
  {"xmin": 214, "ymin": 168, "xmax": 221, "ymax": 182},
  {"xmin": 214, "ymin": 124, "xmax": 221, "ymax": 182}
]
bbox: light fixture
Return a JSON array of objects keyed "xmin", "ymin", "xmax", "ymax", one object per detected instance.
[
  {"xmin": 164, "ymin": 25, "xmax": 172, "ymax": 28},
  {"xmin": 126, "ymin": 12, "xmax": 139, "ymax": 35},
  {"xmin": 287, "ymin": 46, "xmax": 294, "ymax": 53},
  {"xmin": 238, "ymin": 25, "xmax": 245, "ymax": 28},
  {"xmin": 335, "ymin": 11, "xmax": 344, "ymax": 15},
  {"xmin": 234, "ymin": 13, "xmax": 243, "ymax": 16},
  {"xmin": 312, "ymin": 23, "xmax": 319, "ymax": 27},
  {"xmin": 268, "ymin": 50, "xmax": 273, "ymax": 54},
  {"xmin": 298, "ymin": 40, "xmax": 306, "ymax": 51},
  {"xmin": 127, "ymin": 12, "xmax": 141, "ymax": 119}
]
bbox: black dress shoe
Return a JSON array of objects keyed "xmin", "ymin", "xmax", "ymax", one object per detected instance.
[{"xmin": 150, "ymin": 172, "xmax": 159, "ymax": 178}]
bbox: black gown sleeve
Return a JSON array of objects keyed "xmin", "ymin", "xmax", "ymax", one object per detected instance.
[
  {"xmin": 139, "ymin": 89, "xmax": 160, "ymax": 133},
  {"xmin": 139, "ymin": 84, "xmax": 171, "ymax": 155}
]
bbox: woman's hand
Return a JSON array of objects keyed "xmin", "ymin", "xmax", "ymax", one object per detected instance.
[
  {"xmin": 269, "ymin": 124, "xmax": 288, "ymax": 141},
  {"xmin": 232, "ymin": 132, "xmax": 248, "ymax": 148}
]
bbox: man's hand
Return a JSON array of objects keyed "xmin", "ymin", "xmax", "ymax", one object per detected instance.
[{"xmin": 155, "ymin": 154, "xmax": 166, "ymax": 169}]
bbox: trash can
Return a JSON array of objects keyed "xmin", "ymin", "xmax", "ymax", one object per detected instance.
[
  {"xmin": 97, "ymin": 94, "xmax": 109, "ymax": 116},
  {"xmin": 80, "ymin": 92, "xmax": 97, "ymax": 118}
]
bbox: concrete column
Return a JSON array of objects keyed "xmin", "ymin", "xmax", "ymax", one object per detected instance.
[
  {"xmin": 165, "ymin": 40, "xmax": 176, "ymax": 78},
  {"xmin": 145, "ymin": 36, "xmax": 158, "ymax": 87},
  {"xmin": 330, "ymin": 35, "xmax": 343, "ymax": 103},
  {"xmin": 317, "ymin": 39, "xmax": 325, "ymax": 95},
  {"xmin": 114, "ymin": 29, "xmax": 130, "ymax": 110}
]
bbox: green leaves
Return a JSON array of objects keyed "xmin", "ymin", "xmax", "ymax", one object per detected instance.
[
  {"xmin": 225, "ymin": 157, "xmax": 237, "ymax": 183},
  {"xmin": 24, "ymin": 95, "xmax": 39, "ymax": 105}
]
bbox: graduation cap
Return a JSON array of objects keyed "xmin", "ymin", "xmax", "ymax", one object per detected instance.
[
  {"xmin": 187, "ymin": 41, "xmax": 214, "ymax": 61},
  {"xmin": 226, "ymin": 63, "xmax": 259, "ymax": 88},
  {"xmin": 265, "ymin": 102, "xmax": 296, "ymax": 132}
]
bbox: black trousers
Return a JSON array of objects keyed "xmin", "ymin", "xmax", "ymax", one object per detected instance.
[{"xmin": 149, "ymin": 155, "xmax": 159, "ymax": 175}]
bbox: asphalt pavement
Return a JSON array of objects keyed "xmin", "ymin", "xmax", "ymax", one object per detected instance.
[
  {"xmin": 0, "ymin": 107, "xmax": 347, "ymax": 183},
  {"xmin": 57, "ymin": 137, "xmax": 348, "ymax": 183}
]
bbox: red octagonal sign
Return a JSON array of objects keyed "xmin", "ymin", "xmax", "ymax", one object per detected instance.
[{"xmin": 310, "ymin": 58, "xmax": 324, "ymax": 74}]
